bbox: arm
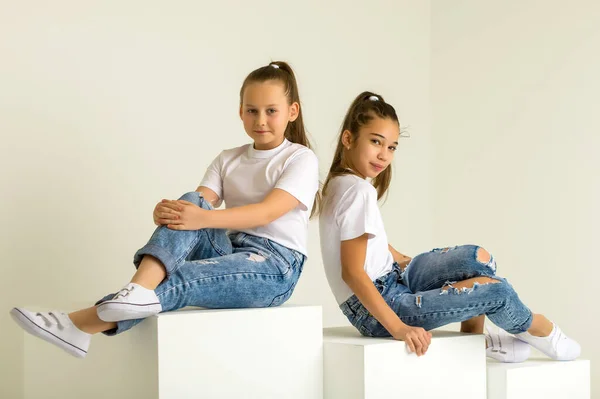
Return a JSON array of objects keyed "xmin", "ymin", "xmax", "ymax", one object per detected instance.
[
  {"xmin": 342, "ymin": 235, "xmax": 431, "ymax": 355},
  {"xmin": 198, "ymin": 188, "xmax": 299, "ymax": 230},
  {"xmin": 388, "ymin": 244, "xmax": 412, "ymax": 269},
  {"xmin": 163, "ymin": 188, "xmax": 300, "ymax": 231},
  {"xmin": 153, "ymin": 186, "xmax": 221, "ymax": 226},
  {"xmin": 170, "ymin": 148, "xmax": 317, "ymax": 230}
]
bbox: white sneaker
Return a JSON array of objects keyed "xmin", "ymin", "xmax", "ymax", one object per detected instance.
[
  {"xmin": 515, "ymin": 323, "xmax": 581, "ymax": 361},
  {"xmin": 10, "ymin": 308, "xmax": 91, "ymax": 358},
  {"xmin": 485, "ymin": 324, "xmax": 531, "ymax": 363},
  {"xmin": 96, "ymin": 283, "xmax": 162, "ymax": 322}
]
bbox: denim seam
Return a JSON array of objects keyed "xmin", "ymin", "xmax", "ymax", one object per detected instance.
[
  {"xmin": 156, "ymin": 271, "xmax": 286, "ymax": 298},
  {"xmin": 268, "ymin": 280, "xmax": 297, "ymax": 307},
  {"xmin": 398, "ymin": 300, "xmax": 505, "ymax": 320},
  {"xmin": 176, "ymin": 234, "xmax": 203, "ymax": 269},
  {"xmin": 263, "ymin": 239, "xmax": 293, "ymax": 273},
  {"xmin": 204, "ymin": 230, "xmax": 228, "ymax": 257}
]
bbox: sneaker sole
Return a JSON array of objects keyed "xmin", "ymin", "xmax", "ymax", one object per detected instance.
[
  {"xmin": 10, "ymin": 308, "xmax": 87, "ymax": 358},
  {"xmin": 96, "ymin": 302, "xmax": 161, "ymax": 322}
]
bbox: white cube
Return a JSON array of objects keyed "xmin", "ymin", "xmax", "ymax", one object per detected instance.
[
  {"xmin": 24, "ymin": 305, "xmax": 323, "ymax": 399},
  {"xmin": 323, "ymin": 327, "xmax": 486, "ymax": 399},
  {"xmin": 487, "ymin": 357, "xmax": 590, "ymax": 399}
]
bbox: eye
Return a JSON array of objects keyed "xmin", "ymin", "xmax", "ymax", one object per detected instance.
[
  {"xmin": 389, "ymin": 146, "xmax": 397, "ymax": 152},
  {"xmin": 370, "ymin": 139, "xmax": 381, "ymax": 145},
  {"xmin": 267, "ymin": 108, "xmax": 277, "ymax": 115},
  {"xmin": 246, "ymin": 109, "xmax": 257, "ymax": 114}
]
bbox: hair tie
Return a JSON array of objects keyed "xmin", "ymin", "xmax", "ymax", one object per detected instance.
[
  {"xmin": 270, "ymin": 64, "xmax": 280, "ymax": 69},
  {"xmin": 368, "ymin": 95, "xmax": 379, "ymax": 101}
]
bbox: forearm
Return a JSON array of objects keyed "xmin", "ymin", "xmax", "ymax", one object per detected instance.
[
  {"xmin": 203, "ymin": 203, "xmax": 271, "ymax": 230},
  {"xmin": 343, "ymin": 271, "xmax": 408, "ymax": 336}
]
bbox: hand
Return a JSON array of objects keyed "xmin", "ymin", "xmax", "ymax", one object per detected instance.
[
  {"xmin": 153, "ymin": 200, "xmax": 182, "ymax": 226},
  {"xmin": 398, "ymin": 256, "xmax": 412, "ymax": 270},
  {"xmin": 392, "ymin": 325, "xmax": 432, "ymax": 356},
  {"xmin": 164, "ymin": 200, "xmax": 207, "ymax": 231}
]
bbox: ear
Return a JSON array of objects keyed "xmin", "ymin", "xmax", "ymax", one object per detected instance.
[
  {"xmin": 239, "ymin": 105, "xmax": 244, "ymax": 121},
  {"xmin": 341, "ymin": 130, "xmax": 353, "ymax": 148},
  {"xmin": 288, "ymin": 102, "xmax": 300, "ymax": 122}
]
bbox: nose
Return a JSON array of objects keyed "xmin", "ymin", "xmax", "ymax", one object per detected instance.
[
  {"xmin": 257, "ymin": 111, "xmax": 267, "ymax": 126},
  {"xmin": 378, "ymin": 148, "xmax": 389, "ymax": 162}
]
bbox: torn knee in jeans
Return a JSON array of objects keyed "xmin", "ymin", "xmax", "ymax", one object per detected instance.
[
  {"xmin": 440, "ymin": 277, "xmax": 500, "ymax": 295},
  {"xmin": 476, "ymin": 247, "xmax": 497, "ymax": 272},
  {"xmin": 476, "ymin": 248, "xmax": 491, "ymax": 263}
]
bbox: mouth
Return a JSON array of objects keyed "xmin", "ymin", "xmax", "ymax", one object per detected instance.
[
  {"xmin": 254, "ymin": 130, "xmax": 270, "ymax": 134},
  {"xmin": 370, "ymin": 162, "xmax": 385, "ymax": 172}
]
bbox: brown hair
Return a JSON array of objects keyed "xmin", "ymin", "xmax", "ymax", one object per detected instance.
[
  {"xmin": 321, "ymin": 91, "xmax": 399, "ymax": 207},
  {"xmin": 240, "ymin": 61, "xmax": 320, "ymax": 217}
]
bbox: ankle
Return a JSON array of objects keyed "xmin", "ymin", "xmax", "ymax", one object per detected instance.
[
  {"xmin": 527, "ymin": 314, "xmax": 554, "ymax": 337},
  {"xmin": 129, "ymin": 279, "xmax": 158, "ymax": 290}
]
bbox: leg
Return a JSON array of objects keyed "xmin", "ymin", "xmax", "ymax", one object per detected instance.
[
  {"xmin": 461, "ymin": 315, "xmax": 485, "ymax": 334},
  {"xmin": 404, "ymin": 245, "xmax": 497, "ymax": 334},
  {"xmin": 95, "ymin": 192, "xmax": 234, "ymax": 320},
  {"xmin": 98, "ymin": 234, "xmax": 305, "ymax": 336},
  {"xmin": 351, "ymin": 276, "xmax": 532, "ymax": 337},
  {"xmin": 402, "ymin": 245, "xmax": 497, "ymax": 292},
  {"xmin": 69, "ymin": 306, "xmax": 116, "ymax": 334},
  {"xmin": 130, "ymin": 192, "xmax": 233, "ymax": 289}
]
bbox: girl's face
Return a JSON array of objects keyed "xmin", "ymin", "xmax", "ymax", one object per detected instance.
[
  {"xmin": 343, "ymin": 117, "xmax": 400, "ymax": 179},
  {"xmin": 240, "ymin": 80, "xmax": 299, "ymax": 150}
]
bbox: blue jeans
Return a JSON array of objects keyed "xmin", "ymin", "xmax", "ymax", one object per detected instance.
[
  {"xmin": 340, "ymin": 245, "xmax": 533, "ymax": 336},
  {"xmin": 97, "ymin": 192, "xmax": 305, "ymax": 336}
]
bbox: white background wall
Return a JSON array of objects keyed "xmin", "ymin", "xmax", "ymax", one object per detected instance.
[
  {"xmin": 3, "ymin": 1, "xmax": 597, "ymax": 397},
  {"xmin": 432, "ymin": 1, "xmax": 600, "ymax": 397},
  {"xmin": 0, "ymin": 1, "xmax": 432, "ymax": 397}
]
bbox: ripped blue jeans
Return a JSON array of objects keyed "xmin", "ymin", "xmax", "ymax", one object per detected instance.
[
  {"xmin": 340, "ymin": 245, "xmax": 533, "ymax": 336},
  {"xmin": 96, "ymin": 192, "xmax": 305, "ymax": 336}
]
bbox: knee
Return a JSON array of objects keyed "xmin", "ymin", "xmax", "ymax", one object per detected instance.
[
  {"xmin": 179, "ymin": 191, "xmax": 200, "ymax": 202},
  {"xmin": 475, "ymin": 246, "xmax": 497, "ymax": 273},
  {"xmin": 476, "ymin": 247, "xmax": 491, "ymax": 263},
  {"xmin": 178, "ymin": 192, "xmax": 212, "ymax": 209}
]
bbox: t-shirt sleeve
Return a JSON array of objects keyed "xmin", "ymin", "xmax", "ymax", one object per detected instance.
[
  {"xmin": 199, "ymin": 152, "xmax": 224, "ymax": 207},
  {"xmin": 336, "ymin": 183, "xmax": 379, "ymax": 241},
  {"xmin": 274, "ymin": 149, "xmax": 319, "ymax": 211}
]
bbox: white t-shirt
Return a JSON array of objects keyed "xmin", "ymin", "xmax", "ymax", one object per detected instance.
[
  {"xmin": 319, "ymin": 174, "xmax": 394, "ymax": 304},
  {"xmin": 199, "ymin": 139, "xmax": 319, "ymax": 256}
]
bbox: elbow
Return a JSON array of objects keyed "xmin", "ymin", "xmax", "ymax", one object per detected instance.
[
  {"xmin": 261, "ymin": 210, "xmax": 277, "ymax": 226},
  {"xmin": 341, "ymin": 269, "xmax": 358, "ymax": 285},
  {"xmin": 262, "ymin": 207, "xmax": 283, "ymax": 226}
]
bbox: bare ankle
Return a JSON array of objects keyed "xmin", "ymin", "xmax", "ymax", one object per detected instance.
[{"xmin": 527, "ymin": 314, "xmax": 553, "ymax": 337}]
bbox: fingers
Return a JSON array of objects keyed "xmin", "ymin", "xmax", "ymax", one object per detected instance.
[
  {"xmin": 167, "ymin": 223, "xmax": 188, "ymax": 230},
  {"xmin": 157, "ymin": 211, "xmax": 180, "ymax": 220},
  {"xmin": 159, "ymin": 201, "xmax": 183, "ymax": 212},
  {"xmin": 404, "ymin": 328, "xmax": 431, "ymax": 356},
  {"xmin": 417, "ymin": 333, "xmax": 429, "ymax": 356},
  {"xmin": 160, "ymin": 218, "xmax": 183, "ymax": 225},
  {"xmin": 412, "ymin": 334, "xmax": 424, "ymax": 356},
  {"xmin": 405, "ymin": 335, "xmax": 416, "ymax": 354}
]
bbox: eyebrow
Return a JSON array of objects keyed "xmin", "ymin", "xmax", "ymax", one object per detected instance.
[
  {"xmin": 245, "ymin": 104, "xmax": 280, "ymax": 107},
  {"xmin": 370, "ymin": 132, "xmax": 399, "ymax": 145}
]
